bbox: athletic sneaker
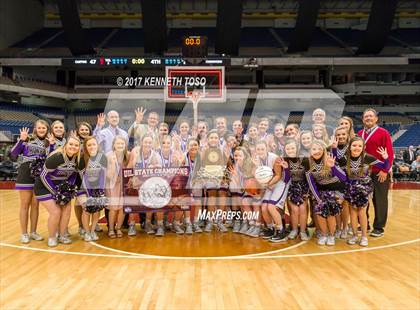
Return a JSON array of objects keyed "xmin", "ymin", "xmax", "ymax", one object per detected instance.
[
  {"xmin": 145, "ymin": 223, "xmax": 155, "ymax": 235},
  {"xmin": 78, "ymin": 227, "xmax": 86, "ymax": 237},
  {"xmin": 94, "ymin": 224, "xmax": 103, "ymax": 232},
  {"xmin": 20, "ymin": 234, "xmax": 30, "ymax": 244},
  {"xmin": 300, "ymin": 231, "xmax": 310, "ymax": 241},
  {"xmin": 245, "ymin": 225, "xmax": 256, "ymax": 236},
  {"xmin": 91, "ymin": 231, "xmax": 99, "ymax": 241},
  {"xmin": 216, "ymin": 221, "xmax": 228, "ymax": 233},
  {"xmin": 155, "ymin": 225, "xmax": 165, "ymax": 237},
  {"xmin": 261, "ymin": 227, "xmax": 275, "ymax": 239},
  {"xmin": 239, "ymin": 222, "xmax": 249, "ymax": 234},
  {"xmin": 317, "ymin": 235, "xmax": 327, "ymax": 245},
  {"xmin": 288, "ymin": 229, "xmax": 299, "ymax": 240},
  {"xmin": 30, "ymin": 232, "xmax": 44, "ymax": 241},
  {"xmin": 48, "ymin": 237, "xmax": 58, "ymax": 247},
  {"xmin": 326, "ymin": 235, "xmax": 335, "ymax": 246},
  {"xmin": 370, "ymin": 229, "xmax": 384, "ymax": 237},
  {"xmin": 58, "ymin": 236, "xmax": 72, "ymax": 244},
  {"xmin": 269, "ymin": 229, "xmax": 289, "ymax": 243},
  {"xmin": 204, "ymin": 221, "xmax": 213, "ymax": 233},
  {"xmin": 347, "ymin": 236, "xmax": 358, "ymax": 245},
  {"xmin": 248, "ymin": 226, "xmax": 261, "ymax": 238},
  {"xmin": 193, "ymin": 222, "xmax": 202, "ymax": 233},
  {"xmin": 315, "ymin": 230, "xmax": 322, "ymax": 239},
  {"xmin": 359, "ymin": 237, "xmax": 369, "ymax": 247},
  {"xmin": 232, "ymin": 221, "xmax": 241, "ymax": 233},
  {"xmin": 173, "ymin": 223, "xmax": 185, "ymax": 235},
  {"xmin": 335, "ymin": 229, "xmax": 342, "ymax": 239},
  {"xmin": 128, "ymin": 224, "xmax": 137, "ymax": 236},
  {"xmin": 84, "ymin": 232, "xmax": 92, "ymax": 242},
  {"xmin": 340, "ymin": 229, "xmax": 348, "ymax": 239},
  {"xmin": 185, "ymin": 223, "xmax": 193, "ymax": 235}
]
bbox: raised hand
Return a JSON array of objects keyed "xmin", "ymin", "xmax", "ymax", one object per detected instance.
[
  {"xmin": 377, "ymin": 147, "xmax": 388, "ymax": 160},
  {"xmin": 277, "ymin": 157, "xmax": 288, "ymax": 169},
  {"xmin": 331, "ymin": 135, "xmax": 338, "ymax": 148},
  {"xmin": 135, "ymin": 107, "xmax": 146, "ymax": 124},
  {"xmin": 191, "ymin": 125, "xmax": 198, "ymax": 139},
  {"xmin": 19, "ymin": 127, "xmax": 29, "ymax": 141},
  {"xmin": 326, "ymin": 152, "xmax": 336, "ymax": 168},
  {"xmin": 97, "ymin": 113, "xmax": 106, "ymax": 128},
  {"xmin": 46, "ymin": 133, "xmax": 56, "ymax": 145},
  {"xmin": 69, "ymin": 129, "xmax": 78, "ymax": 137}
]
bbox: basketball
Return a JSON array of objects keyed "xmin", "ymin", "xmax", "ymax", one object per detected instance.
[
  {"xmin": 244, "ymin": 178, "xmax": 262, "ymax": 196},
  {"xmin": 254, "ymin": 166, "xmax": 274, "ymax": 184}
]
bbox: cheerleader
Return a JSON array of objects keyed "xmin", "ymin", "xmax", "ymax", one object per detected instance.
[
  {"xmin": 48, "ymin": 120, "xmax": 66, "ymax": 151},
  {"xmin": 191, "ymin": 130, "xmax": 228, "ymax": 233},
  {"xmin": 127, "ymin": 134, "xmax": 162, "ymax": 236},
  {"xmin": 80, "ymin": 136, "xmax": 107, "ymax": 242},
  {"xmin": 106, "ymin": 136, "xmax": 130, "ymax": 238},
  {"xmin": 74, "ymin": 122, "xmax": 94, "ymax": 236},
  {"xmin": 154, "ymin": 135, "xmax": 186, "ymax": 236},
  {"xmin": 227, "ymin": 147, "xmax": 256, "ymax": 233},
  {"xmin": 332, "ymin": 126, "xmax": 351, "ymax": 239},
  {"xmin": 11, "ymin": 120, "xmax": 50, "ymax": 243},
  {"xmin": 342, "ymin": 137, "xmax": 389, "ymax": 246},
  {"xmin": 306, "ymin": 140, "xmax": 347, "ymax": 246},
  {"xmin": 34, "ymin": 135, "xmax": 84, "ymax": 247},
  {"xmin": 282, "ymin": 138, "xmax": 310, "ymax": 241},
  {"xmin": 76, "ymin": 122, "xmax": 93, "ymax": 142},
  {"xmin": 299, "ymin": 130, "xmax": 313, "ymax": 158}
]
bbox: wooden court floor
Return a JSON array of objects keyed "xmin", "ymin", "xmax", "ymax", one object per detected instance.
[{"xmin": 0, "ymin": 189, "xmax": 419, "ymax": 309}]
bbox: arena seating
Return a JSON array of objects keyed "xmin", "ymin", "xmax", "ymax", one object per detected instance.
[{"xmin": 394, "ymin": 123, "xmax": 420, "ymax": 147}]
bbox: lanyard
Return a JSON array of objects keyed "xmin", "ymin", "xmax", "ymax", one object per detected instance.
[{"xmin": 362, "ymin": 126, "xmax": 379, "ymax": 144}]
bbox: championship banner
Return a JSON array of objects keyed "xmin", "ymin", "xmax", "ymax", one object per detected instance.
[{"xmin": 122, "ymin": 166, "xmax": 191, "ymax": 213}]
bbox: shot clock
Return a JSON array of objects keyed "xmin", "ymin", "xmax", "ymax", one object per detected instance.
[{"xmin": 182, "ymin": 36, "xmax": 208, "ymax": 58}]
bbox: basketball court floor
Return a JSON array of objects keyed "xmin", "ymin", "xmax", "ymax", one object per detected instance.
[{"xmin": 1, "ymin": 187, "xmax": 419, "ymax": 309}]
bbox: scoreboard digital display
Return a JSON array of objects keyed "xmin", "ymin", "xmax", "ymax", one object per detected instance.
[{"xmin": 182, "ymin": 36, "xmax": 208, "ymax": 58}]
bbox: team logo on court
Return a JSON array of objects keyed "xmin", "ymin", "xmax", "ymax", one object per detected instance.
[{"xmin": 138, "ymin": 177, "xmax": 172, "ymax": 208}]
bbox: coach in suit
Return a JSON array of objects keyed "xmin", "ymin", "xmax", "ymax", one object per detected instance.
[{"xmin": 358, "ymin": 108, "xmax": 394, "ymax": 237}]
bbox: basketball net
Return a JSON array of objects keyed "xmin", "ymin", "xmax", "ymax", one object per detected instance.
[{"xmin": 186, "ymin": 87, "xmax": 206, "ymax": 126}]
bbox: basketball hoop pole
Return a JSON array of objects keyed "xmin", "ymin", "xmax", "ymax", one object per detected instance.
[{"xmin": 186, "ymin": 86, "xmax": 206, "ymax": 127}]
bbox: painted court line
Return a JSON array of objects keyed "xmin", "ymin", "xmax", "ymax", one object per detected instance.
[
  {"xmin": 0, "ymin": 238, "xmax": 418, "ymax": 260},
  {"xmin": 90, "ymin": 239, "xmax": 307, "ymax": 258}
]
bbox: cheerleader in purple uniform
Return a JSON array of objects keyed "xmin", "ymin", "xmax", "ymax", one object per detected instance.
[
  {"xmin": 48, "ymin": 120, "xmax": 66, "ymax": 151},
  {"xmin": 331, "ymin": 126, "xmax": 351, "ymax": 239},
  {"xmin": 11, "ymin": 120, "xmax": 50, "ymax": 244},
  {"xmin": 33, "ymin": 135, "xmax": 85, "ymax": 247},
  {"xmin": 282, "ymin": 139, "xmax": 310, "ymax": 241},
  {"xmin": 79, "ymin": 136, "xmax": 107, "ymax": 242},
  {"xmin": 305, "ymin": 140, "xmax": 347, "ymax": 246},
  {"xmin": 341, "ymin": 137, "xmax": 389, "ymax": 246}
]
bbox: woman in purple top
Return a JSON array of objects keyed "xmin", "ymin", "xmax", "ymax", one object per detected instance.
[
  {"xmin": 10, "ymin": 119, "xmax": 50, "ymax": 244},
  {"xmin": 339, "ymin": 137, "xmax": 389, "ymax": 247},
  {"xmin": 33, "ymin": 135, "xmax": 85, "ymax": 247}
]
